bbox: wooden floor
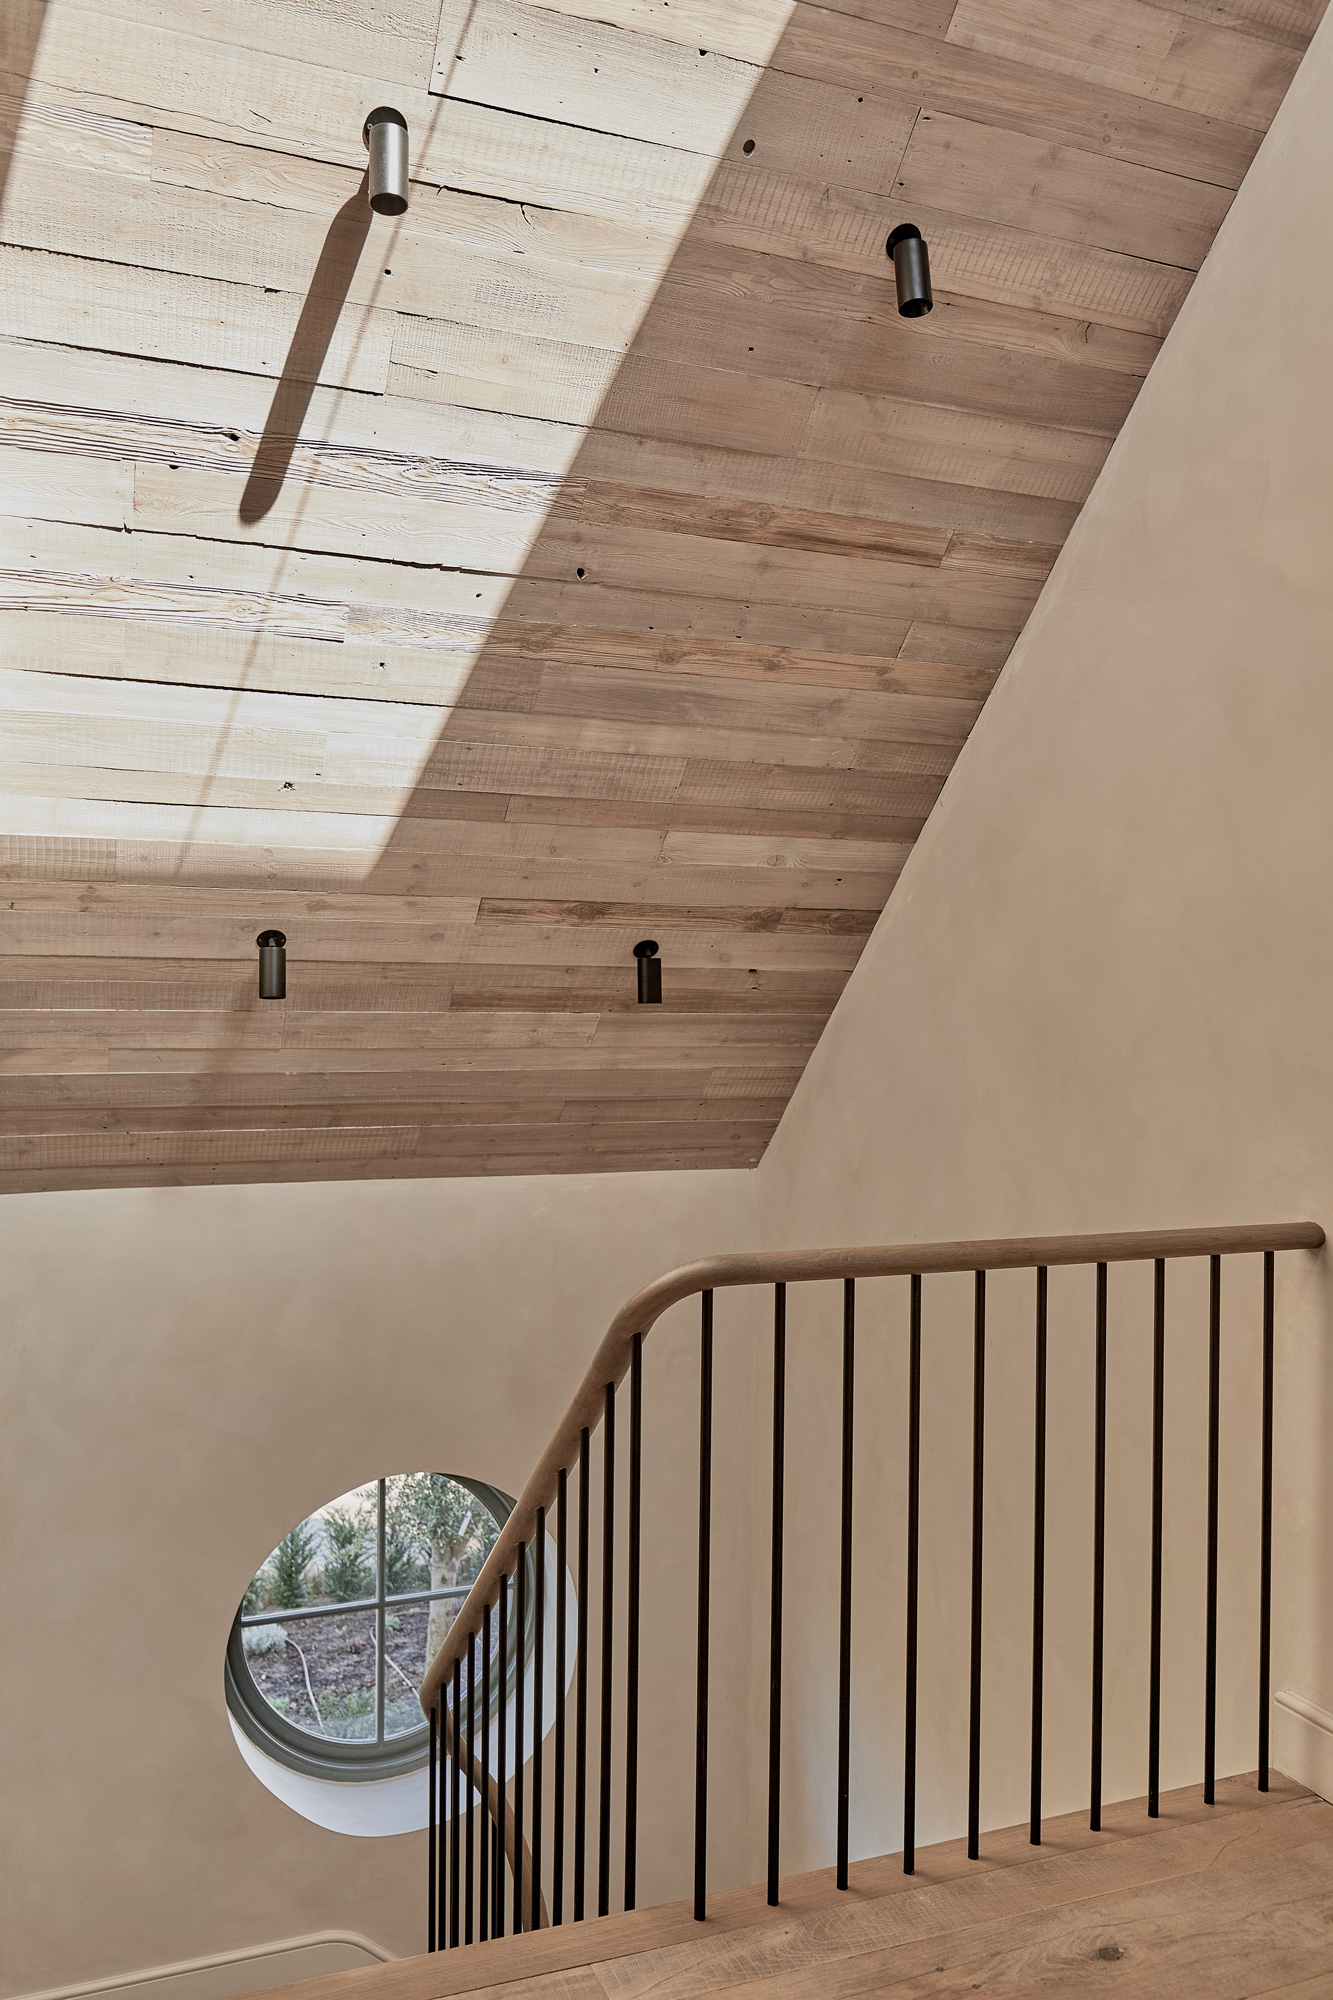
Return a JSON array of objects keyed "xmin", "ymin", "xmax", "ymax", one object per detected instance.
[{"xmin": 277, "ymin": 1774, "xmax": 1333, "ymax": 1998}]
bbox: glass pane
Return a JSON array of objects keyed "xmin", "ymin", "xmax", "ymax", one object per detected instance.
[
  {"xmin": 315, "ymin": 1482, "xmax": 380, "ymax": 1603},
  {"xmin": 241, "ymin": 1482, "xmax": 379, "ymax": 1617},
  {"xmin": 383, "ymin": 1473, "xmax": 501, "ymax": 1601},
  {"xmin": 242, "ymin": 1610, "xmax": 377, "ymax": 1742},
  {"xmin": 379, "ymin": 1475, "xmax": 503, "ymax": 1738}
]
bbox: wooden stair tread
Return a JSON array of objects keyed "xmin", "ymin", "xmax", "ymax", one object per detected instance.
[{"xmin": 269, "ymin": 1772, "xmax": 1332, "ymax": 1997}]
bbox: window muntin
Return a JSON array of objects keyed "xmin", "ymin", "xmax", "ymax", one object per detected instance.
[{"xmin": 227, "ymin": 1473, "xmax": 513, "ymax": 1782}]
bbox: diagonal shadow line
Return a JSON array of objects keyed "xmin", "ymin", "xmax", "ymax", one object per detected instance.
[
  {"xmin": 239, "ymin": 177, "xmax": 373, "ymax": 524},
  {"xmin": 0, "ymin": 1, "xmax": 46, "ymax": 217}
]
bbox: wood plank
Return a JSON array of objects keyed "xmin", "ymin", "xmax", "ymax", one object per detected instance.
[
  {"xmin": 1152, "ymin": 18, "xmax": 1303, "ymax": 126},
  {"xmin": 659, "ymin": 237, "xmax": 1166, "ymax": 381},
  {"xmin": 0, "ymin": 444, "xmax": 132, "ymax": 530},
  {"xmin": 131, "ymin": 464, "xmax": 559, "ymax": 572},
  {"xmin": 800, "ymin": 390, "xmax": 1111, "ymax": 504},
  {"xmin": 389, "ymin": 333, "xmax": 819, "ymax": 451},
  {"xmin": 628, "ymin": 280, "xmax": 1147, "ymax": 434},
  {"xmin": 524, "ymin": 518, "xmax": 1042, "ymax": 624},
  {"xmin": 485, "ymin": 624, "xmax": 1000, "ymax": 702},
  {"xmin": 573, "ymin": 426, "xmax": 1083, "ymax": 545},
  {"xmin": 894, "ymin": 111, "xmax": 1232, "ymax": 270},
  {"xmin": 3, "ymin": 161, "xmax": 662, "ymax": 355},
  {"xmin": 23, "ymin": 12, "xmax": 437, "ymax": 168},
  {"xmin": 2, "ymin": 86, "xmax": 150, "ymax": 177},
  {"xmin": 501, "ymin": 791, "xmax": 932, "ymax": 841},
  {"xmin": 55, "ymin": 0, "xmax": 442, "ymax": 84},
  {"xmin": 1170, "ymin": 0, "xmax": 1326, "ymax": 53},
  {"xmin": 0, "ymin": 246, "xmax": 394, "ymax": 390},
  {"xmin": 433, "ymin": 0, "xmax": 763, "ymax": 153},
  {"xmin": 574, "ymin": 485, "xmax": 952, "ymax": 564},
  {"xmin": 772, "ymin": 4, "xmax": 1263, "ymax": 187},
  {"xmin": 0, "ymin": 337, "xmax": 581, "ymax": 480},
  {"xmin": 491, "ymin": 0, "xmax": 800, "ymax": 66},
  {"xmin": 527, "ymin": 662, "xmax": 980, "ymax": 746},
  {"xmin": 945, "ymin": 0, "xmax": 1182, "ymax": 99}
]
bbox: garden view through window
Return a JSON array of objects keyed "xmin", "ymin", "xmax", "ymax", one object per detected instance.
[{"xmin": 231, "ymin": 1474, "xmax": 504, "ymax": 1765}]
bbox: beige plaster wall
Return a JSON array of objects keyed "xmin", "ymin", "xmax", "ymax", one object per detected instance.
[
  {"xmin": 754, "ymin": 7, "xmax": 1333, "ymax": 1880},
  {"xmin": 0, "ymin": 1167, "xmax": 757, "ymax": 1996}
]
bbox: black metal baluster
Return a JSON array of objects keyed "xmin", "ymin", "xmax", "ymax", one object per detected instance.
[
  {"xmin": 514, "ymin": 1545, "xmax": 526, "ymax": 1934},
  {"xmin": 1149, "ymin": 1259, "xmax": 1165, "ymax": 1816},
  {"xmin": 599, "ymin": 1381, "xmax": 615, "ymax": 1917},
  {"xmin": 438, "ymin": 1697, "xmax": 448, "ymax": 1952},
  {"xmin": 554, "ymin": 1468, "xmax": 567, "ymax": 1925},
  {"xmin": 1204, "ymin": 1254, "xmax": 1221, "ymax": 1806},
  {"xmin": 1090, "ymin": 1262, "xmax": 1107, "ymax": 1833},
  {"xmin": 466, "ymin": 1633, "xmax": 476, "ymax": 1944},
  {"xmin": 968, "ymin": 1270, "xmax": 986, "ymax": 1862},
  {"xmin": 837, "ymin": 1278, "xmax": 855, "ymax": 1891},
  {"xmin": 695, "ymin": 1289, "xmax": 714, "ymax": 1922},
  {"xmin": 1030, "ymin": 1266, "xmax": 1047, "ymax": 1846},
  {"xmin": 625, "ymin": 1334, "xmax": 643, "ymax": 1913},
  {"xmin": 768, "ymin": 1284, "xmax": 786, "ymax": 1905},
  {"xmin": 481, "ymin": 1604, "xmax": 492, "ymax": 1940},
  {"xmin": 904, "ymin": 1273, "xmax": 921, "ymax": 1875},
  {"xmin": 1259, "ymin": 1251, "xmax": 1274, "ymax": 1791},
  {"xmin": 574, "ymin": 1427, "xmax": 590, "ymax": 1921},
  {"xmin": 428, "ymin": 1701, "xmax": 438, "ymax": 1952},
  {"xmin": 451, "ymin": 1660, "xmax": 462, "ymax": 1947},
  {"xmin": 496, "ymin": 1576, "xmax": 508, "ymax": 1938},
  {"xmin": 532, "ymin": 1509, "xmax": 546, "ymax": 1931}
]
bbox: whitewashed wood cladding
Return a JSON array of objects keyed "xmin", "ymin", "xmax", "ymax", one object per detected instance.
[{"xmin": 0, "ymin": 0, "xmax": 1321, "ymax": 1190}]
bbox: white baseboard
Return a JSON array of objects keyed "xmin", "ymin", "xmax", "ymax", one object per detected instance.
[
  {"xmin": 13, "ymin": 1932, "xmax": 395, "ymax": 2000},
  {"xmin": 1273, "ymin": 1688, "xmax": 1333, "ymax": 1804}
]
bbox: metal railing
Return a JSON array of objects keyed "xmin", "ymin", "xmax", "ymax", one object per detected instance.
[{"xmin": 418, "ymin": 1221, "xmax": 1323, "ymax": 1946}]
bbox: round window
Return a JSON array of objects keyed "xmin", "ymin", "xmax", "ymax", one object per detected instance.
[{"xmin": 226, "ymin": 1473, "xmax": 514, "ymax": 1783}]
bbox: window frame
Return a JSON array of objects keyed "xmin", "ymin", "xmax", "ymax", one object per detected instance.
[{"xmin": 226, "ymin": 1473, "xmax": 516, "ymax": 1785}]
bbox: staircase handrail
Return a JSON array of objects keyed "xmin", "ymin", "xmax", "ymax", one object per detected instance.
[{"xmin": 419, "ymin": 1219, "xmax": 1321, "ymax": 1714}]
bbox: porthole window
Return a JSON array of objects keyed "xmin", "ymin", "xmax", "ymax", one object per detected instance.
[{"xmin": 226, "ymin": 1473, "xmax": 515, "ymax": 1784}]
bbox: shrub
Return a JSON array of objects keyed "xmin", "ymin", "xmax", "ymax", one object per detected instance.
[
  {"xmin": 243, "ymin": 1623, "xmax": 287, "ymax": 1656},
  {"xmin": 323, "ymin": 1505, "xmax": 372, "ymax": 1602},
  {"xmin": 383, "ymin": 1489, "xmax": 428, "ymax": 1595},
  {"xmin": 269, "ymin": 1520, "xmax": 317, "ymax": 1609}
]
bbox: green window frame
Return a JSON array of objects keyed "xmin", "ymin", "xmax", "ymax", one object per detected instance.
[{"xmin": 226, "ymin": 1474, "xmax": 515, "ymax": 1784}]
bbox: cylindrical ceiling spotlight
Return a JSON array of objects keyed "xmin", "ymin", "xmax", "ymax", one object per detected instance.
[
  {"xmin": 363, "ymin": 107, "xmax": 409, "ymax": 215},
  {"xmin": 257, "ymin": 930, "xmax": 287, "ymax": 1001},
  {"xmin": 887, "ymin": 223, "xmax": 933, "ymax": 317},
  {"xmin": 634, "ymin": 939, "xmax": 662, "ymax": 1005}
]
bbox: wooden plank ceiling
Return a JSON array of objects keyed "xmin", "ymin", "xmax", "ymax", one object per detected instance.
[{"xmin": 0, "ymin": 0, "xmax": 1321, "ymax": 1193}]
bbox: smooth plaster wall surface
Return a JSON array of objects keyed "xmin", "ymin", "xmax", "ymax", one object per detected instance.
[
  {"xmin": 754, "ymin": 4, "xmax": 1333, "ymax": 1880},
  {"xmin": 0, "ymin": 1168, "xmax": 757, "ymax": 1997}
]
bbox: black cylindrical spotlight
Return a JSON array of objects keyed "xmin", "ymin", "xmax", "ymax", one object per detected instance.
[
  {"xmin": 634, "ymin": 939, "xmax": 662, "ymax": 1005},
  {"xmin": 257, "ymin": 930, "xmax": 287, "ymax": 1001},
  {"xmin": 887, "ymin": 223, "xmax": 932, "ymax": 317},
  {"xmin": 363, "ymin": 107, "xmax": 409, "ymax": 215}
]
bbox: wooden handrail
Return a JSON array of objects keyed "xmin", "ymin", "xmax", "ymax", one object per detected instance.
[{"xmin": 419, "ymin": 1220, "xmax": 1322, "ymax": 1713}]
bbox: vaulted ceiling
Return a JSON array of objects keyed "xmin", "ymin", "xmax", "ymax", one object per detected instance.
[{"xmin": 0, "ymin": 0, "xmax": 1321, "ymax": 1192}]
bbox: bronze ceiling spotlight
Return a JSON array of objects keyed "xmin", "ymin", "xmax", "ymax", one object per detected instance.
[
  {"xmin": 257, "ymin": 930, "xmax": 287, "ymax": 1001},
  {"xmin": 887, "ymin": 223, "xmax": 933, "ymax": 317},
  {"xmin": 363, "ymin": 107, "xmax": 409, "ymax": 215},
  {"xmin": 634, "ymin": 939, "xmax": 662, "ymax": 1005}
]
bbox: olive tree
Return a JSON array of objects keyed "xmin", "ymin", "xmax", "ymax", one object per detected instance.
[{"xmin": 395, "ymin": 1475, "xmax": 499, "ymax": 1665}]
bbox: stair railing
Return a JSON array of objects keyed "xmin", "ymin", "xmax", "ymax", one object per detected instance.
[{"xmin": 417, "ymin": 1221, "xmax": 1323, "ymax": 1947}]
